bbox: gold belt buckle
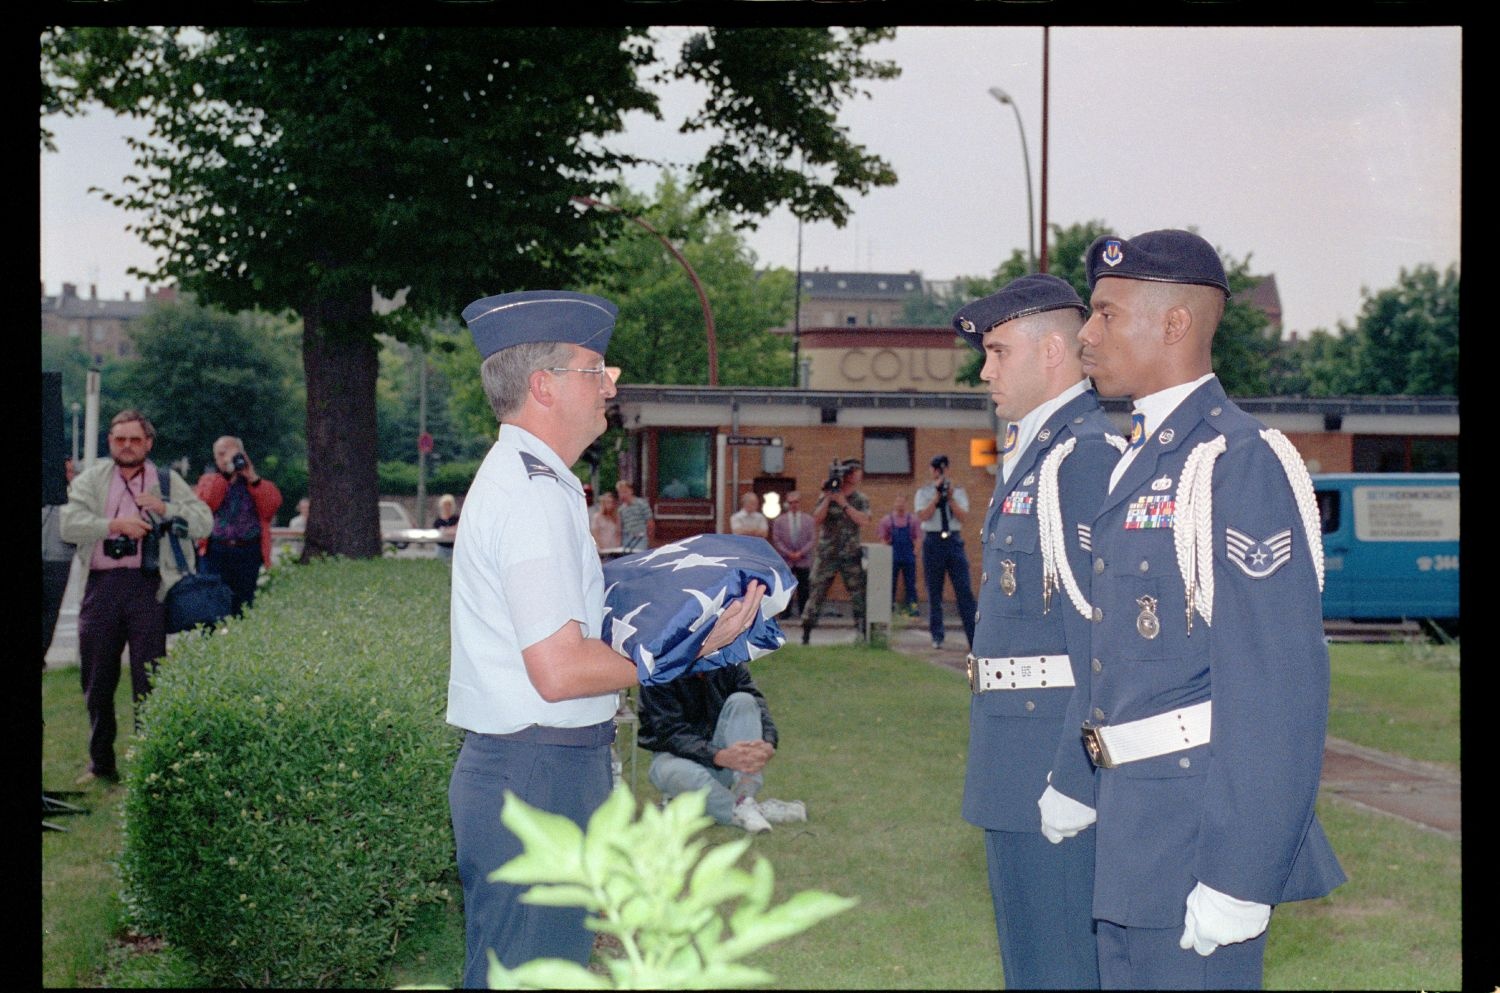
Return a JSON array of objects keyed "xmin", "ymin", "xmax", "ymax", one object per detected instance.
[
  {"xmin": 1081, "ymin": 723, "xmax": 1116, "ymax": 769},
  {"xmin": 966, "ymin": 654, "xmax": 978, "ymax": 694}
]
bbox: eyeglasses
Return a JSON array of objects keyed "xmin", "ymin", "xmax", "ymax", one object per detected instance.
[
  {"xmin": 546, "ymin": 365, "xmax": 620, "ymax": 388},
  {"xmin": 109, "ymin": 435, "xmax": 148, "ymax": 445}
]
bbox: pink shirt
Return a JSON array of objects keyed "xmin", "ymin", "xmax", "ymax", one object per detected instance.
[{"xmin": 90, "ymin": 463, "xmax": 160, "ymax": 571}]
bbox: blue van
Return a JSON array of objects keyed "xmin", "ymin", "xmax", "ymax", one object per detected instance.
[{"xmin": 1312, "ymin": 473, "xmax": 1459, "ymax": 627}]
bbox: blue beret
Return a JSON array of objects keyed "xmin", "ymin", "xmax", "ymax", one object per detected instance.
[
  {"xmin": 461, "ymin": 289, "xmax": 617, "ymax": 360},
  {"xmin": 951, "ymin": 273, "xmax": 1085, "ymax": 352},
  {"xmin": 1085, "ymin": 229, "xmax": 1229, "ymax": 295}
]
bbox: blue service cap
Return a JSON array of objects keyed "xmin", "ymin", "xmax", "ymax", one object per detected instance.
[
  {"xmin": 461, "ymin": 289, "xmax": 618, "ymax": 360},
  {"xmin": 951, "ymin": 273, "xmax": 1085, "ymax": 352},
  {"xmin": 1085, "ymin": 229, "xmax": 1229, "ymax": 296}
]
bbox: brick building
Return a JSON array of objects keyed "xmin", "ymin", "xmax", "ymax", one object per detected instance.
[
  {"xmin": 40, "ymin": 282, "xmax": 178, "ymax": 363},
  {"xmin": 611, "ymin": 386, "xmax": 1458, "ymax": 611}
]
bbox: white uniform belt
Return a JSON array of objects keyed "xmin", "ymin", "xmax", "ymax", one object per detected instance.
[
  {"xmin": 966, "ymin": 654, "xmax": 1076, "ymax": 693},
  {"xmin": 1083, "ymin": 700, "xmax": 1212, "ymax": 768}
]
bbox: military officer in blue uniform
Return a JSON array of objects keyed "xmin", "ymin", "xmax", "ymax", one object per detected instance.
[
  {"xmin": 1044, "ymin": 231, "xmax": 1346, "ymax": 989},
  {"xmin": 954, "ymin": 273, "xmax": 1120, "ymax": 989},
  {"xmin": 447, "ymin": 290, "xmax": 763, "ymax": 988}
]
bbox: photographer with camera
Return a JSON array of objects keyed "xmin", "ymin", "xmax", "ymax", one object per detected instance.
[
  {"xmin": 799, "ymin": 458, "xmax": 871, "ymax": 644},
  {"xmin": 914, "ymin": 454, "xmax": 978, "ymax": 650},
  {"xmin": 195, "ymin": 436, "xmax": 283, "ymax": 618},
  {"xmin": 60, "ymin": 410, "xmax": 212, "ymax": 785}
]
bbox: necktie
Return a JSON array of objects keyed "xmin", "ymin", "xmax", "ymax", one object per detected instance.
[{"xmin": 1128, "ymin": 411, "xmax": 1147, "ymax": 449}]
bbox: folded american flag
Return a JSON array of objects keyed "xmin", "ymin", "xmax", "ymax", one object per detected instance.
[{"xmin": 601, "ymin": 533, "xmax": 797, "ymax": 686}]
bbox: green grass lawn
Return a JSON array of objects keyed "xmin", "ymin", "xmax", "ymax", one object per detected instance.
[
  {"xmin": 1326, "ymin": 640, "xmax": 1460, "ymax": 769},
  {"xmin": 43, "ymin": 633, "xmax": 1461, "ymax": 988}
]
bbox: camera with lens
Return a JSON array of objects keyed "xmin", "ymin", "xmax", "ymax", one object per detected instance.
[
  {"xmin": 821, "ymin": 459, "xmax": 849, "ymax": 494},
  {"xmin": 103, "ymin": 515, "xmax": 188, "ymax": 571},
  {"xmin": 232, "ymin": 452, "xmax": 248, "ymax": 472},
  {"xmin": 102, "ymin": 535, "xmax": 138, "ymax": 559}
]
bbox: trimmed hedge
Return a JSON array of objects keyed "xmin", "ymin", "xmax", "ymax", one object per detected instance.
[{"xmin": 120, "ymin": 558, "xmax": 460, "ymax": 987}]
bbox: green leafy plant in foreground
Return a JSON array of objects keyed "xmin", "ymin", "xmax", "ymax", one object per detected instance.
[{"xmin": 485, "ymin": 787, "xmax": 857, "ymax": 989}]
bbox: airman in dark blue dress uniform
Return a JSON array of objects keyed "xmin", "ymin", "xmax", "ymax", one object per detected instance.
[
  {"xmin": 954, "ymin": 274, "xmax": 1120, "ymax": 989},
  {"xmin": 1048, "ymin": 230, "xmax": 1345, "ymax": 989}
]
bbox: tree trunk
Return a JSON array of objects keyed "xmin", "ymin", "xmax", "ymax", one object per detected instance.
[{"xmin": 300, "ymin": 290, "xmax": 384, "ymax": 560}]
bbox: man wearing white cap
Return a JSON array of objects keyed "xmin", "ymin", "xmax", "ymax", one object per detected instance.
[{"xmin": 446, "ymin": 289, "xmax": 764, "ymax": 987}]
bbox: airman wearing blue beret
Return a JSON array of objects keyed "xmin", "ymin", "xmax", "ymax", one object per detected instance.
[
  {"xmin": 447, "ymin": 288, "xmax": 763, "ymax": 988},
  {"xmin": 954, "ymin": 272, "xmax": 1117, "ymax": 989},
  {"xmin": 1052, "ymin": 233, "xmax": 1345, "ymax": 988}
]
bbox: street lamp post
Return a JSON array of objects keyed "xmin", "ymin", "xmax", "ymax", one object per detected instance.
[
  {"xmin": 987, "ymin": 86, "xmax": 1036, "ymax": 273},
  {"xmin": 70, "ymin": 402, "xmax": 81, "ymax": 462},
  {"xmin": 569, "ymin": 195, "xmax": 720, "ymax": 386}
]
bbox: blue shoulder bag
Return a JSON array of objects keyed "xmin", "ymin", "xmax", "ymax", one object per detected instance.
[{"xmin": 157, "ymin": 466, "xmax": 235, "ymax": 633}]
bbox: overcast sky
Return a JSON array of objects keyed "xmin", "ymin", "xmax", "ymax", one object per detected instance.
[{"xmin": 39, "ymin": 25, "xmax": 1461, "ymax": 336}]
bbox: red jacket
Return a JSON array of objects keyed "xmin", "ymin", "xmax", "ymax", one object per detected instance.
[{"xmin": 195, "ymin": 472, "xmax": 283, "ymax": 567}]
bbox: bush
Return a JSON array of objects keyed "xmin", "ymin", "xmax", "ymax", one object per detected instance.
[
  {"xmin": 376, "ymin": 459, "xmax": 480, "ymax": 498},
  {"xmin": 120, "ymin": 558, "xmax": 460, "ymax": 987}
]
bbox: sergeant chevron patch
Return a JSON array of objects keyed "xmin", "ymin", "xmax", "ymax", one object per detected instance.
[{"xmin": 1225, "ymin": 527, "xmax": 1293, "ymax": 579}]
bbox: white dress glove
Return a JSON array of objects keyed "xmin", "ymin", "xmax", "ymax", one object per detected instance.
[
  {"xmin": 1037, "ymin": 784, "xmax": 1097, "ymax": 844},
  {"xmin": 1178, "ymin": 881, "xmax": 1271, "ymax": 957}
]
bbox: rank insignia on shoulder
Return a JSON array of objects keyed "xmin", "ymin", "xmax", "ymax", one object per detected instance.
[
  {"xmin": 1226, "ymin": 527, "xmax": 1293, "ymax": 579},
  {"xmin": 1124, "ymin": 494, "xmax": 1175, "ymax": 529},
  {"xmin": 1151, "ymin": 475, "xmax": 1173, "ymax": 491},
  {"xmin": 519, "ymin": 451, "xmax": 561, "ymax": 482},
  {"xmin": 1077, "ymin": 523, "xmax": 1092, "ymax": 551},
  {"xmin": 1001, "ymin": 491, "xmax": 1035, "ymax": 515}
]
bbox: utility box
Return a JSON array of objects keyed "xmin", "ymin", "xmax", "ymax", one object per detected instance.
[{"xmin": 862, "ymin": 542, "xmax": 893, "ymax": 647}]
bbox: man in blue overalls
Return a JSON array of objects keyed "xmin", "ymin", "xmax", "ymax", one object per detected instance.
[
  {"xmin": 1045, "ymin": 230, "xmax": 1346, "ymax": 989},
  {"xmin": 954, "ymin": 274, "xmax": 1119, "ymax": 989},
  {"xmin": 877, "ymin": 494, "xmax": 920, "ymax": 616}
]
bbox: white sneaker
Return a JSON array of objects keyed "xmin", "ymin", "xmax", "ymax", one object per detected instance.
[
  {"xmin": 755, "ymin": 798, "xmax": 807, "ymax": 824},
  {"xmin": 731, "ymin": 797, "xmax": 772, "ymax": 834}
]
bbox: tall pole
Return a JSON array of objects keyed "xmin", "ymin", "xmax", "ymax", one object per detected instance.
[
  {"xmin": 570, "ymin": 195, "xmax": 719, "ymax": 386},
  {"xmin": 416, "ymin": 348, "xmax": 428, "ymax": 528},
  {"xmin": 792, "ymin": 212, "xmax": 803, "ymax": 387},
  {"xmin": 1040, "ymin": 27, "xmax": 1051, "ymax": 274},
  {"xmin": 70, "ymin": 402, "xmax": 81, "ymax": 462},
  {"xmin": 83, "ymin": 370, "xmax": 101, "ymax": 471},
  {"xmin": 988, "ymin": 87, "xmax": 1035, "ymax": 273}
]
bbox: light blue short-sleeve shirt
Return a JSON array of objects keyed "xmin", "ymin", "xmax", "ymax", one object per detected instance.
[{"xmin": 446, "ymin": 424, "xmax": 616, "ymax": 733}]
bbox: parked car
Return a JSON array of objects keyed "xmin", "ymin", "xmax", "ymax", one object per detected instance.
[{"xmin": 380, "ymin": 500, "xmax": 420, "ymax": 549}]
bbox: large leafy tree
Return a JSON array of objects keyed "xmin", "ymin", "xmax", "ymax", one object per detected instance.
[{"xmin": 41, "ymin": 26, "xmax": 898, "ymax": 557}]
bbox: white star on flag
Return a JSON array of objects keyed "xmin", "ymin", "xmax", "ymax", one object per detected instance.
[{"xmin": 599, "ymin": 533, "xmax": 799, "ymax": 685}]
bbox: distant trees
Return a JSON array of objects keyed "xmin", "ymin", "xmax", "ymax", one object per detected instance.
[
  {"xmin": 1275, "ymin": 264, "xmax": 1458, "ymax": 397},
  {"xmin": 117, "ymin": 298, "xmax": 304, "ymax": 472},
  {"xmin": 579, "ymin": 174, "xmax": 796, "ymax": 388}
]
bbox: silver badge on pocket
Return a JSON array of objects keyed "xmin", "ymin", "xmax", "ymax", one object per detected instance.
[
  {"xmin": 1001, "ymin": 559, "xmax": 1017, "ymax": 597},
  {"xmin": 1136, "ymin": 594, "xmax": 1160, "ymax": 639}
]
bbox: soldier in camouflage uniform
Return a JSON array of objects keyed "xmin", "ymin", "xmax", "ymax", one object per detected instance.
[{"xmin": 800, "ymin": 459, "xmax": 871, "ymax": 643}]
